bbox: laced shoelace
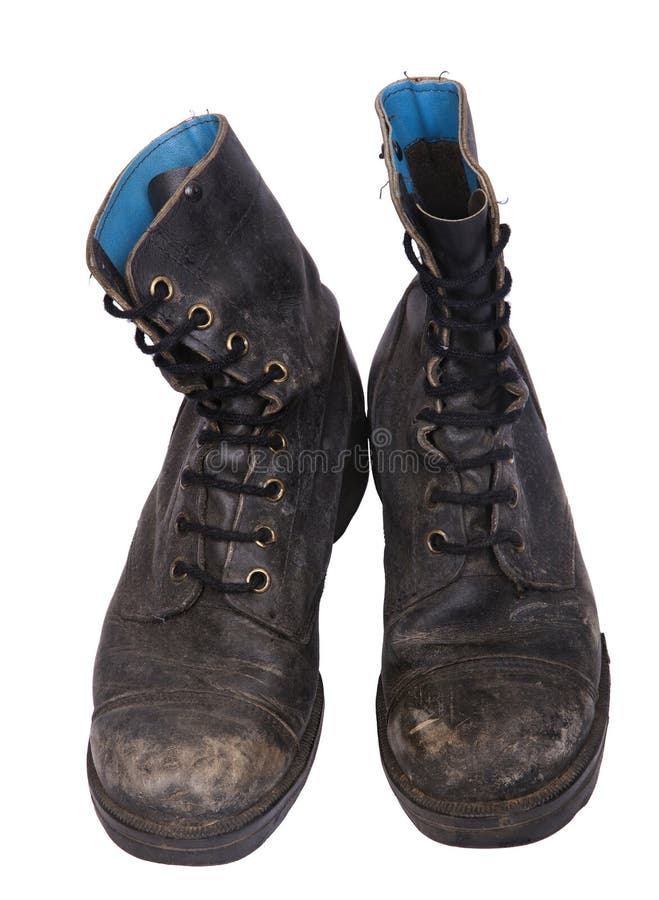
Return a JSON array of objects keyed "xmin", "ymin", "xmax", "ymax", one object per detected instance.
[
  {"xmin": 104, "ymin": 282, "xmax": 288, "ymax": 593},
  {"xmin": 404, "ymin": 224, "xmax": 524, "ymax": 555}
]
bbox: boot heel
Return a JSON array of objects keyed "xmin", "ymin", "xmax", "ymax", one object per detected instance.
[{"xmin": 334, "ymin": 331, "xmax": 369, "ymax": 541}]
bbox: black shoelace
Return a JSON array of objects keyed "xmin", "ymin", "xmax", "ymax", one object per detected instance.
[
  {"xmin": 104, "ymin": 282, "xmax": 286, "ymax": 593},
  {"xmin": 404, "ymin": 224, "xmax": 524, "ymax": 555}
]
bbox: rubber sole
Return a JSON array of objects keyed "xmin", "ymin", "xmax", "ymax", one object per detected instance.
[
  {"xmin": 88, "ymin": 677, "xmax": 324, "ymax": 865},
  {"xmin": 376, "ymin": 634, "xmax": 610, "ymax": 848}
]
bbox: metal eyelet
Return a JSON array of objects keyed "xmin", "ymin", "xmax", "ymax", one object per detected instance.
[
  {"xmin": 184, "ymin": 181, "xmax": 203, "ymax": 202},
  {"xmin": 150, "ymin": 276, "xmax": 174, "ymax": 301},
  {"xmin": 226, "ymin": 331, "xmax": 249, "ymax": 356},
  {"xmin": 188, "ymin": 304, "xmax": 213, "ymax": 329},
  {"xmin": 426, "ymin": 356, "xmax": 442, "ymax": 389},
  {"xmin": 392, "ymin": 140, "xmax": 404, "ymax": 161},
  {"xmin": 508, "ymin": 485, "xmax": 519, "ymax": 508},
  {"xmin": 269, "ymin": 432, "xmax": 287, "ymax": 453},
  {"xmin": 265, "ymin": 360, "xmax": 288, "ymax": 383},
  {"xmin": 512, "ymin": 533, "xmax": 525, "ymax": 552},
  {"xmin": 201, "ymin": 422, "xmax": 221, "ymax": 442},
  {"xmin": 255, "ymin": 525, "xmax": 276, "ymax": 547},
  {"xmin": 247, "ymin": 568, "xmax": 271, "ymax": 593},
  {"xmin": 169, "ymin": 558, "xmax": 188, "ymax": 582},
  {"xmin": 426, "ymin": 320, "xmax": 439, "ymax": 341},
  {"xmin": 499, "ymin": 327, "xmax": 512, "ymax": 350},
  {"xmin": 424, "ymin": 483, "xmax": 438, "ymax": 508},
  {"xmin": 175, "ymin": 512, "xmax": 189, "ymax": 534},
  {"xmin": 263, "ymin": 478, "xmax": 285, "ymax": 502},
  {"xmin": 426, "ymin": 529, "xmax": 448, "ymax": 553}
]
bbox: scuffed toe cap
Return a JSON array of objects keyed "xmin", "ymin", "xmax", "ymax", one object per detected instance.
[
  {"xmin": 90, "ymin": 696, "xmax": 297, "ymax": 824},
  {"xmin": 387, "ymin": 658, "xmax": 596, "ymax": 803}
]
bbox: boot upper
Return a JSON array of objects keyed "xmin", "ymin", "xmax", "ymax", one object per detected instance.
[
  {"xmin": 371, "ymin": 77, "xmax": 602, "ymax": 803},
  {"xmin": 87, "ymin": 116, "xmax": 364, "ymax": 826}
]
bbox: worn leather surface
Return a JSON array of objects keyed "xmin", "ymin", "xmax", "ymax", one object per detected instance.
[
  {"xmin": 371, "ymin": 77, "xmax": 602, "ymax": 803},
  {"xmin": 87, "ymin": 119, "xmax": 365, "ymax": 826}
]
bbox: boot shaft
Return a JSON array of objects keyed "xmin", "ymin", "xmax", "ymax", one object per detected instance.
[{"xmin": 88, "ymin": 115, "xmax": 337, "ymax": 397}]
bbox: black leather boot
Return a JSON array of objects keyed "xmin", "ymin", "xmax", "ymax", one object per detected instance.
[
  {"xmin": 370, "ymin": 77, "xmax": 609, "ymax": 847},
  {"xmin": 86, "ymin": 115, "xmax": 367, "ymax": 864}
]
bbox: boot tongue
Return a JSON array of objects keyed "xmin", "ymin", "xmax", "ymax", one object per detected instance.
[
  {"xmin": 418, "ymin": 189, "xmax": 494, "ymax": 351},
  {"xmin": 420, "ymin": 189, "xmax": 498, "ymax": 544},
  {"xmin": 418, "ymin": 188, "xmax": 489, "ymax": 283},
  {"xmin": 147, "ymin": 166, "xmax": 192, "ymax": 216}
]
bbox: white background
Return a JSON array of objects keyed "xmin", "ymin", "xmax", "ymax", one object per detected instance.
[{"xmin": 2, "ymin": 1, "xmax": 657, "ymax": 896}]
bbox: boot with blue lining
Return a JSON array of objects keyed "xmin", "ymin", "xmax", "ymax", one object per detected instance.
[
  {"xmin": 370, "ymin": 76, "xmax": 609, "ymax": 847},
  {"xmin": 86, "ymin": 115, "xmax": 368, "ymax": 864}
]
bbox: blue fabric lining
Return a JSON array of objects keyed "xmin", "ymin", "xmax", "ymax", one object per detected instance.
[
  {"xmin": 95, "ymin": 115, "xmax": 220, "ymax": 273},
  {"xmin": 381, "ymin": 80, "xmax": 478, "ymax": 195}
]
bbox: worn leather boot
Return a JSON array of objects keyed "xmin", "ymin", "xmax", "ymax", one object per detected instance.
[
  {"xmin": 86, "ymin": 115, "xmax": 367, "ymax": 864},
  {"xmin": 370, "ymin": 77, "xmax": 609, "ymax": 847}
]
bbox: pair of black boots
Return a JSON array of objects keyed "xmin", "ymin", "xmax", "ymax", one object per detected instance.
[{"xmin": 86, "ymin": 76, "xmax": 609, "ymax": 864}]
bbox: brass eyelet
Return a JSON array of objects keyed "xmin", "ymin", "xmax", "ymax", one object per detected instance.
[
  {"xmin": 255, "ymin": 525, "xmax": 276, "ymax": 547},
  {"xmin": 150, "ymin": 276, "xmax": 174, "ymax": 301},
  {"xmin": 269, "ymin": 432, "xmax": 287, "ymax": 453},
  {"xmin": 426, "ymin": 356, "xmax": 442, "ymax": 388},
  {"xmin": 169, "ymin": 558, "xmax": 188, "ymax": 583},
  {"xmin": 264, "ymin": 478, "xmax": 285, "ymax": 502},
  {"xmin": 426, "ymin": 529, "xmax": 448, "ymax": 554},
  {"xmin": 508, "ymin": 485, "xmax": 519, "ymax": 508},
  {"xmin": 265, "ymin": 360, "xmax": 288, "ymax": 383},
  {"xmin": 247, "ymin": 568, "xmax": 271, "ymax": 593},
  {"xmin": 426, "ymin": 320, "xmax": 439, "ymax": 341},
  {"xmin": 424, "ymin": 483, "xmax": 438, "ymax": 508},
  {"xmin": 175, "ymin": 512, "xmax": 189, "ymax": 534},
  {"xmin": 188, "ymin": 304, "xmax": 213, "ymax": 329},
  {"xmin": 226, "ymin": 331, "xmax": 249, "ymax": 356},
  {"xmin": 202, "ymin": 421, "xmax": 222, "ymax": 440},
  {"xmin": 513, "ymin": 533, "xmax": 525, "ymax": 552}
]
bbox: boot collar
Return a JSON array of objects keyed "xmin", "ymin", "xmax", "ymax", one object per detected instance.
[
  {"xmin": 375, "ymin": 76, "xmax": 503, "ymax": 276},
  {"xmin": 87, "ymin": 114, "xmax": 223, "ymax": 304},
  {"xmin": 87, "ymin": 116, "xmax": 325, "ymax": 397}
]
